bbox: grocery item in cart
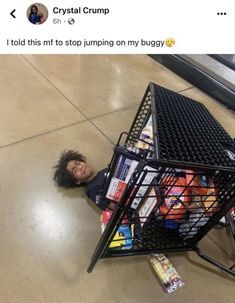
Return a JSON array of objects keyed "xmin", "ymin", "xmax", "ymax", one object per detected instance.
[
  {"xmin": 179, "ymin": 208, "xmax": 209, "ymax": 239},
  {"xmin": 203, "ymin": 186, "xmax": 220, "ymax": 215},
  {"xmin": 106, "ymin": 155, "xmax": 139, "ymax": 202},
  {"xmin": 135, "ymin": 116, "xmax": 154, "ymax": 153},
  {"xmin": 101, "ymin": 210, "xmax": 133, "ymax": 249},
  {"xmin": 186, "ymin": 170, "xmax": 220, "ymax": 215},
  {"xmin": 135, "ymin": 125, "xmax": 153, "ymax": 149},
  {"xmin": 160, "ymin": 176, "xmax": 189, "ymax": 220}
]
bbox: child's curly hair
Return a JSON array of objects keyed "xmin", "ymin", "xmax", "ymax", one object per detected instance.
[{"xmin": 53, "ymin": 150, "xmax": 86, "ymax": 188}]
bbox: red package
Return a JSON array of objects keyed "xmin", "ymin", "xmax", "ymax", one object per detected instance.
[{"xmin": 102, "ymin": 210, "xmax": 129, "ymax": 226}]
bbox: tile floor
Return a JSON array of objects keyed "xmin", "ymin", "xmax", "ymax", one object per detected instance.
[{"xmin": 0, "ymin": 55, "xmax": 234, "ymax": 303}]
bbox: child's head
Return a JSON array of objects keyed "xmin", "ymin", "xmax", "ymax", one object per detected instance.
[{"xmin": 53, "ymin": 150, "xmax": 94, "ymax": 188}]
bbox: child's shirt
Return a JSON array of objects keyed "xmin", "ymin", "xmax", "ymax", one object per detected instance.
[{"xmin": 85, "ymin": 168, "xmax": 109, "ymax": 210}]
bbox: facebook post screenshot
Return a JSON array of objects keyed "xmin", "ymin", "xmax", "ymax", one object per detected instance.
[{"xmin": 0, "ymin": 1, "xmax": 235, "ymax": 302}]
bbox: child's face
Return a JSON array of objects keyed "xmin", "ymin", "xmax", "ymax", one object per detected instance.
[{"xmin": 66, "ymin": 160, "xmax": 94, "ymax": 184}]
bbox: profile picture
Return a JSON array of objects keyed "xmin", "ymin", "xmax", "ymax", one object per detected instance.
[{"xmin": 27, "ymin": 3, "xmax": 48, "ymax": 25}]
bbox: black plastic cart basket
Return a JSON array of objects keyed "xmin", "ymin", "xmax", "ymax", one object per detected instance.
[{"xmin": 87, "ymin": 83, "xmax": 235, "ymax": 276}]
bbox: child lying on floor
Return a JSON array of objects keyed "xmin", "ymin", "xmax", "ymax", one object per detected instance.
[{"xmin": 53, "ymin": 150, "xmax": 114, "ymax": 210}]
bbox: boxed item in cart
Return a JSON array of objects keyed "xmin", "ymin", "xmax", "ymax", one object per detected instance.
[
  {"xmin": 101, "ymin": 210, "xmax": 133, "ymax": 249},
  {"xmin": 186, "ymin": 170, "xmax": 220, "ymax": 215},
  {"xmin": 109, "ymin": 225, "xmax": 133, "ymax": 249},
  {"xmin": 131, "ymin": 165, "xmax": 158, "ymax": 209},
  {"xmin": 133, "ymin": 116, "xmax": 154, "ymax": 157},
  {"xmin": 135, "ymin": 125, "xmax": 153, "ymax": 150},
  {"xmin": 137, "ymin": 179, "xmax": 162, "ymax": 226},
  {"xmin": 179, "ymin": 208, "xmax": 209, "ymax": 239},
  {"xmin": 106, "ymin": 155, "xmax": 139, "ymax": 202}
]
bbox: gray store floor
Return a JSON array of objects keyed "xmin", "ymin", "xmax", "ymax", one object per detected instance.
[{"xmin": 0, "ymin": 55, "xmax": 234, "ymax": 303}]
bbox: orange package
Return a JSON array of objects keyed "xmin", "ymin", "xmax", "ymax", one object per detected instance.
[{"xmin": 160, "ymin": 176, "xmax": 189, "ymax": 220}]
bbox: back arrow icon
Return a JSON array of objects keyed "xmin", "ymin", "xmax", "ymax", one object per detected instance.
[{"xmin": 10, "ymin": 9, "xmax": 16, "ymax": 18}]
